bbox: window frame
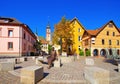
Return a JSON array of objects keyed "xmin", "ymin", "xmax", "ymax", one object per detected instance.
[
  {"xmin": 8, "ymin": 29, "xmax": 13, "ymax": 37},
  {"xmin": 113, "ymin": 32, "xmax": 115, "ymax": 36},
  {"xmin": 78, "ymin": 36, "xmax": 81, "ymax": 41},
  {"xmin": 109, "ymin": 40, "xmax": 112, "ymax": 45},
  {"xmin": 102, "ymin": 39, "xmax": 104, "ymax": 45},
  {"xmin": 106, "ymin": 31, "xmax": 109, "ymax": 36},
  {"xmin": 8, "ymin": 42, "xmax": 13, "ymax": 50}
]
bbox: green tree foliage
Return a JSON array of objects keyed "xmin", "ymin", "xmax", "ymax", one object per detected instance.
[
  {"xmin": 79, "ymin": 49, "xmax": 84, "ymax": 56},
  {"xmin": 48, "ymin": 45, "xmax": 52, "ymax": 54},
  {"xmin": 34, "ymin": 40, "xmax": 42, "ymax": 51},
  {"xmin": 86, "ymin": 49, "xmax": 91, "ymax": 56},
  {"xmin": 52, "ymin": 17, "xmax": 74, "ymax": 53}
]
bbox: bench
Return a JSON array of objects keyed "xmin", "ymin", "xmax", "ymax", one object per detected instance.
[
  {"xmin": 15, "ymin": 57, "xmax": 27, "ymax": 64},
  {"xmin": 53, "ymin": 59, "xmax": 61, "ymax": 67},
  {"xmin": 84, "ymin": 67, "xmax": 110, "ymax": 84},
  {"xmin": 60, "ymin": 56, "xmax": 74, "ymax": 63},
  {"xmin": 35, "ymin": 57, "xmax": 44, "ymax": 66},
  {"xmin": 20, "ymin": 66, "xmax": 43, "ymax": 84},
  {"xmin": 0, "ymin": 62, "xmax": 14, "ymax": 71},
  {"xmin": 85, "ymin": 58, "xmax": 94, "ymax": 65}
]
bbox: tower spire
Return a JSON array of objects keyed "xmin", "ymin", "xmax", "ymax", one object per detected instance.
[{"xmin": 46, "ymin": 16, "xmax": 50, "ymax": 29}]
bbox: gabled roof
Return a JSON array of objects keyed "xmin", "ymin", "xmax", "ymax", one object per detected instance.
[
  {"xmin": 0, "ymin": 17, "xmax": 36, "ymax": 39},
  {"xmin": 70, "ymin": 17, "xmax": 85, "ymax": 30},
  {"xmin": 85, "ymin": 20, "xmax": 120, "ymax": 36},
  {"xmin": 0, "ymin": 17, "xmax": 22, "ymax": 24}
]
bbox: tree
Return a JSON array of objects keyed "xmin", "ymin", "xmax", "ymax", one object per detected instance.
[
  {"xmin": 34, "ymin": 40, "xmax": 42, "ymax": 55},
  {"xmin": 48, "ymin": 44, "xmax": 52, "ymax": 55},
  {"xmin": 52, "ymin": 17, "xmax": 74, "ymax": 54}
]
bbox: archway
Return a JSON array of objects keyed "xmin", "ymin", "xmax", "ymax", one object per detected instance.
[
  {"xmin": 100, "ymin": 49, "xmax": 106, "ymax": 57},
  {"xmin": 117, "ymin": 49, "xmax": 119, "ymax": 55},
  {"xmin": 93, "ymin": 49, "xmax": 98, "ymax": 56},
  {"xmin": 109, "ymin": 49, "xmax": 112, "ymax": 55}
]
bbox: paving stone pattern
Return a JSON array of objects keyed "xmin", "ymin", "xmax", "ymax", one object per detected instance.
[{"xmin": 0, "ymin": 56, "xmax": 120, "ymax": 84}]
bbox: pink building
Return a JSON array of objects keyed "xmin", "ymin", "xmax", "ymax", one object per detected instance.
[{"xmin": 0, "ymin": 17, "xmax": 37, "ymax": 57}]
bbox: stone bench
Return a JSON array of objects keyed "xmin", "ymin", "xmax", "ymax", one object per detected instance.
[
  {"xmin": 118, "ymin": 62, "xmax": 120, "ymax": 72},
  {"xmin": 84, "ymin": 67, "xmax": 110, "ymax": 84},
  {"xmin": 85, "ymin": 58, "xmax": 94, "ymax": 65},
  {"xmin": 35, "ymin": 57, "xmax": 44, "ymax": 65},
  {"xmin": 53, "ymin": 59, "xmax": 61, "ymax": 67},
  {"xmin": 21, "ymin": 66, "xmax": 43, "ymax": 84},
  {"xmin": 60, "ymin": 56, "xmax": 74, "ymax": 63},
  {"xmin": 15, "ymin": 57, "xmax": 27, "ymax": 64},
  {"xmin": 0, "ymin": 62, "xmax": 14, "ymax": 71}
]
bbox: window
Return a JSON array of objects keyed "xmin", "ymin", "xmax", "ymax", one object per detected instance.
[
  {"xmin": 108, "ymin": 23, "xmax": 113, "ymax": 28},
  {"xmin": 78, "ymin": 36, "xmax": 81, "ymax": 41},
  {"xmin": 8, "ymin": 42, "xmax": 13, "ymax": 50},
  {"xmin": 102, "ymin": 39, "xmax": 104, "ymax": 45},
  {"xmin": 117, "ymin": 40, "xmax": 119, "ymax": 45},
  {"xmin": 109, "ymin": 40, "xmax": 112, "ymax": 45},
  {"xmin": 78, "ymin": 46, "xmax": 81, "ymax": 50},
  {"xmin": 73, "ymin": 21, "xmax": 76, "ymax": 25},
  {"xmin": 78, "ymin": 28, "xmax": 81, "ymax": 32},
  {"xmin": 107, "ymin": 31, "xmax": 109, "ymax": 36},
  {"xmin": 113, "ymin": 32, "xmax": 115, "ymax": 36},
  {"xmin": 47, "ymin": 29, "xmax": 50, "ymax": 32},
  {"xmin": 8, "ymin": 30, "xmax": 13, "ymax": 37}
]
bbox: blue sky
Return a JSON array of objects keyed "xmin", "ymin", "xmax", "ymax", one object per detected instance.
[{"xmin": 0, "ymin": 0, "xmax": 120, "ymax": 38}]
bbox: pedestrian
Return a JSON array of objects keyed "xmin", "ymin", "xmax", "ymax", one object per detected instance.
[{"xmin": 47, "ymin": 47, "xmax": 57, "ymax": 69}]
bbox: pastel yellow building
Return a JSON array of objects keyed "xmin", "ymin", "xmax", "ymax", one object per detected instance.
[
  {"xmin": 82, "ymin": 20, "xmax": 120, "ymax": 57},
  {"xmin": 70, "ymin": 18, "xmax": 85, "ymax": 55}
]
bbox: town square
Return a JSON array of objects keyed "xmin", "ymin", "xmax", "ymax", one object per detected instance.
[{"xmin": 0, "ymin": 0, "xmax": 120, "ymax": 84}]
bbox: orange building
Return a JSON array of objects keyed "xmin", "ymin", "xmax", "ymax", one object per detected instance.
[{"xmin": 82, "ymin": 20, "xmax": 120, "ymax": 57}]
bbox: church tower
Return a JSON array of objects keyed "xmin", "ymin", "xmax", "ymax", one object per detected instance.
[{"xmin": 46, "ymin": 22, "xmax": 51, "ymax": 43}]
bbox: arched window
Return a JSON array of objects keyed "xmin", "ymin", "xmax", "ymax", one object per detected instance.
[{"xmin": 117, "ymin": 50, "xmax": 119, "ymax": 55}]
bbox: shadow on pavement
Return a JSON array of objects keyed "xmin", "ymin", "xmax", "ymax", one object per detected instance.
[
  {"xmin": 14, "ymin": 66, "xmax": 22, "ymax": 69},
  {"xmin": 103, "ymin": 59, "xmax": 117, "ymax": 66}
]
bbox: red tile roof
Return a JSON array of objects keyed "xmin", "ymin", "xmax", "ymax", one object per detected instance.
[{"xmin": 86, "ymin": 20, "xmax": 120, "ymax": 36}]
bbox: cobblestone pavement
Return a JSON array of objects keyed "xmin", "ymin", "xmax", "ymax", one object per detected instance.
[{"xmin": 0, "ymin": 56, "xmax": 120, "ymax": 84}]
